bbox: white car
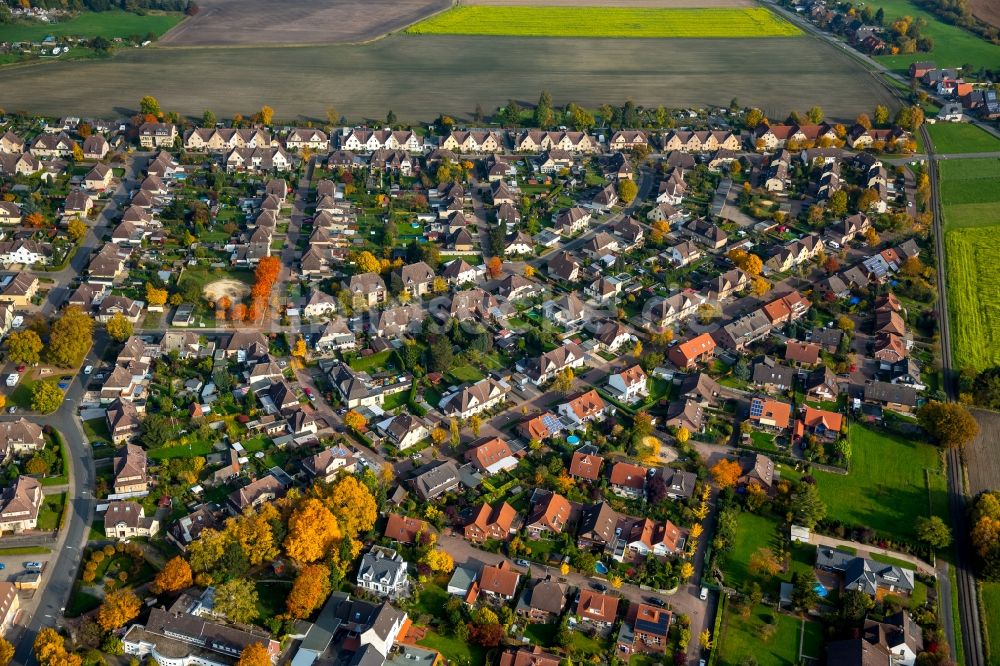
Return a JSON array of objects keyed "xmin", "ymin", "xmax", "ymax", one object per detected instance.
[
  {"xmin": 83, "ymin": 365, "xmax": 94, "ymax": 375},
  {"xmin": 827, "ymin": 241, "xmax": 840, "ymax": 250},
  {"xmin": 5, "ymin": 374, "xmax": 18, "ymax": 387},
  {"xmin": 11, "ymin": 316, "xmax": 23, "ymax": 328}
]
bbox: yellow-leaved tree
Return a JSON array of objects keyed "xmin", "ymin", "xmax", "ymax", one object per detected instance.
[{"xmin": 284, "ymin": 498, "xmax": 341, "ymax": 563}]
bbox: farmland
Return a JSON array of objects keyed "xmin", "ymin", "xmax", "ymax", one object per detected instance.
[
  {"xmin": 926, "ymin": 123, "xmax": 1000, "ymax": 154},
  {"xmin": 0, "ymin": 33, "xmax": 895, "ymax": 121},
  {"xmin": 0, "ymin": 10, "xmax": 182, "ymax": 42},
  {"xmin": 814, "ymin": 426, "xmax": 948, "ymax": 544},
  {"xmin": 158, "ymin": 0, "xmax": 449, "ymax": 46},
  {"xmin": 938, "ymin": 158, "xmax": 1000, "ymax": 371},
  {"xmin": 405, "ymin": 6, "xmax": 800, "ymax": 38},
  {"xmin": 868, "ymin": 0, "xmax": 1000, "ymax": 71},
  {"xmin": 965, "ymin": 409, "xmax": 1000, "ymax": 496},
  {"xmin": 945, "ymin": 226, "xmax": 1000, "ymax": 371}
]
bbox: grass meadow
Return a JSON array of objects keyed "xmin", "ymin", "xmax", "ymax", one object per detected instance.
[
  {"xmin": 814, "ymin": 426, "xmax": 948, "ymax": 544},
  {"xmin": 982, "ymin": 582, "xmax": 1000, "ymax": 664},
  {"xmin": 926, "ymin": 123, "xmax": 1000, "ymax": 154},
  {"xmin": 869, "ymin": 0, "xmax": 1000, "ymax": 71},
  {"xmin": 717, "ymin": 604, "xmax": 823, "ymax": 665},
  {"xmin": 0, "ymin": 10, "xmax": 182, "ymax": 42},
  {"xmin": 406, "ymin": 6, "xmax": 801, "ymax": 38},
  {"xmin": 938, "ymin": 159, "xmax": 1000, "ymax": 370}
]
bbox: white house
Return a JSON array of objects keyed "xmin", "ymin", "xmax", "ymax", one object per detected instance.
[
  {"xmin": 356, "ymin": 547, "xmax": 410, "ymax": 599},
  {"xmin": 607, "ymin": 365, "xmax": 649, "ymax": 403}
]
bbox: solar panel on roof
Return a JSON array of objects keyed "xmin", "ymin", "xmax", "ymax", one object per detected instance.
[{"xmin": 749, "ymin": 400, "xmax": 764, "ymax": 417}]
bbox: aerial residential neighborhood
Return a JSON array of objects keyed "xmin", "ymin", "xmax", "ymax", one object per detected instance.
[{"xmin": 0, "ymin": 0, "xmax": 998, "ymax": 664}]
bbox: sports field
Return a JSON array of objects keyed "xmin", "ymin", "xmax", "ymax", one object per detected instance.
[
  {"xmin": 870, "ymin": 0, "xmax": 1000, "ymax": 72},
  {"xmin": 0, "ymin": 10, "xmax": 182, "ymax": 42},
  {"xmin": 0, "ymin": 33, "xmax": 894, "ymax": 121},
  {"xmin": 926, "ymin": 123, "xmax": 1000, "ymax": 154},
  {"xmin": 406, "ymin": 5, "xmax": 800, "ymax": 38}
]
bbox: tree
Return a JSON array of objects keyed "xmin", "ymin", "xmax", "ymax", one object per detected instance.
[
  {"xmin": 855, "ymin": 113, "xmax": 872, "ymax": 130},
  {"xmin": 259, "ymin": 105, "xmax": 274, "ymax": 125},
  {"xmin": 828, "ymin": 190, "xmax": 848, "ymax": 217},
  {"xmin": 806, "ymin": 105, "xmax": 824, "ymax": 124},
  {"xmin": 97, "ymin": 589, "xmax": 141, "ymax": 630},
  {"xmin": 862, "ymin": 226, "xmax": 880, "ymax": 246},
  {"xmin": 840, "ymin": 589, "xmax": 874, "ymax": 622},
  {"xmin": 469, "ymin": 414, "xmax": 482, "ymax": 437},
  {"xmin": 450, "ymin": 418, "xmax": 460, "ymax": 448},
  {"xmin": 0, "ymin": 638, "xmax": 11, "ymax": 666},
  {"xmin": 229, "ymin": 504, "xmax": 279, "ymax": 565},
  {"xmin": 431, "ymin": 428, "xmax": 447, "ymax": 445},
  {"xmin": 237, "ymin": 642, "xmax": 271, "ymax": 666},
  {"xmin": 187, "ymin": 527, "xmax": 230, "ymax": 573},
  {"xmin": 748, "ymin": 547, "xmax": 782, "ymax": 577},
  {"xmin": 915, "ymin": 516, "xmax": 952, "ymax": 550},
  {"xmin": 917, "ymin": 401, "xmax": 979, "ymax": 448},
  {"xmin": 523, "ymin": 265, "xmax": 536, "ymax": 278},
  {"xmin": 751, "ymin": 277, "xmax": 770, "ymax": 298},
  {"xmin": 319, "ymin": 475, "xmax": 378, "ymax": 539},
  {"xmin": 214, "ymin": 578, "xmax": 259, "ymax": 624},
  {"xmin": 152, "ymin": 556, "xmax": 193, "ymax": 594},
  {"xmin": 344, "ymin": 410, "xmax": 367, "ymax": 432},
  {"xmin": 873, "ymin": 104, "xmax": 890, "ymax": 127},
  {"xmin": 287, "ymin": 564, "xmax": 332, "ymax": 618},
  {"xmin": 48, "ymin": 305, "xmax": 93, "ymax": 368},
  {"xmin": 679, "ymin": 561, "xmax": 694, "ymax": 581},
  {"xmin": 31, "ymin": 381, "xmax": 62, "ymax": 414},
  {"xmin": 792, "ymin": 482, "xmax": 827, "ymax": 528},
  {"xmin": 6, "ymin": 330, "xmax": 43, "ymax": 365},
  {"xmin": 424, "ymin": 548, "xmax": 455, "ymax": 574},
  {"xmin": 67, "ymin": 217, "xmax": 87, "ymax": 242},
  {"xmin": 24, "ymin": 211, "xmax": 45, "ymax": 228},
  {"xmin": 745, "ymin": 108, "xmax": 765, "ymax": 128},
  {"xmin": 34, "ymin": 628, "xmax": 80, "ymax": 666},
  {"xmin": 711, "ymin": 459, "xmax": 741, "ymax": 488},
  {"xmin": 618, "ymin": 178, "xmax": 638, "ymax": 203},
  {"xmin": 534, "ymin": 90, "xmax": 554, "ymax": 128},
  {"xmin": 727, "ymin": 249, "xmax": 762, "ymax": 276},
  {"xmin": 284, "ymin": 498, "xmax": 340, "ymax": 563},
  {"xmin": 699, "ymin": 629, "xmax": 712, "ymax": 651},
  {"xmin": 355, "ymin": 250, "xmax": 382, "ymax": 274},
  {"xmin": 553, "ymin": 368, "xmax": 574, "ymax": 393},
  {"xmin": 486, "ymin": 256, "xmax": 503, "ymax": 278},
  {"xmin": 106, "ymin": 312, "xmax": 134, "ymax": 342},
  {"xmin": 202, "ymin": 109, "xmax": 217, "ymax": 127},
  {"xmin": 139, "ymin": 95, "xmax": 161, "ymax": 117},
  {"xmin": 675, "ymin": 426, "xmax": 690, "ymax": 444},
  {"xmin": 791, "ymin": 571, "xmax": 819, "ymax": 610},
  {"xmin": 292, "ymin": 336, "xmax": 307, "ymax": 359}
]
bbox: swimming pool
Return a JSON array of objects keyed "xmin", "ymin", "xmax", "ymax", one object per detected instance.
[{"xmin": 595, "ymin": 561, "xmax": 609, "ymax": 575}]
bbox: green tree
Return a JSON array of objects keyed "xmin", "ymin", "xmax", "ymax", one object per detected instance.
[
  {"xmin": 840, "ymin": 589, "xmax": 874, "ymax": 622},
  {"xmin": 915, "ymin": 515, "xmax": 952, "ymax": 549},
  {"xmin": 5, "ymin": 330, "xmax": 43, "ymax": 365},
  {"xmin": 48, "ymin": 306, "xmax": 93, "ymax": 368},
  {"xmin": 139, "ymin": 95, "xmax": 161, "ymax": 117},
  {"xmin": 202, "ymin": 110, "xmax": 217, "ymax": 127},
  {"xmin": 745, "ymin": 108, "xmax": 766, "ymax": 128},
  {"xmin": 791, "ymin": 482, "xmax": 826, "ymax": 528},
  {"xmin": 139, "ymin": 413, "xmax": 173, "ymax": 449},
  {"xmin": 873, "ymin": 104, "xmax": 889, "ymax": 127},
  {"xmin": 917, "ymin": 401, "xmax": 979, "ymax": 448},
  {"xmin": 534, "ymin": 90, "xmax": 554, "ymax": 129},
  {"xmin": 30, "ymin": 382, "xmax": 63, "ymax": 414},
  {"xmin": 213, "ymin": 578, "xmax": 259, "ymax": 625},
  {"xmin": 806, "ymin": 105, "xmax": 824, "ymax": 124}
]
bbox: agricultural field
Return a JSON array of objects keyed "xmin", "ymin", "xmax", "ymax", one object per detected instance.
[
  {"xmin": 405, "ymin": 6, "xmax": 800, "ymax": 38},
  {"xmin": 814, "ymin": 426, "xmax": 948, "ymax": 544},
  {"xmin": 0, "ymin": 10, "xmax": 182, "ymax": 42},
  {"xmin": 945, "ymin": 226, "xmax": 1000, "ymax": 371},
  {"xmin": 938, "ymin": 158, "xmax": 1000, "ymax": 371},
  {"xmin": 158, "ymin": 0, "xmax": 449, "ymax": 46},
  {"xmin": 965, "ymin": 409, "xmax": 1000, "ymax": 496},
  {"xmin": 971, "ymin": 0, "xmax": 1000, "ymax": 29},
  {"xmin": 0, "ymin": 33, "xmax": 896, "ymax": 121},
  {"xmin": 926, "ymin": 123, "xmax": 1000, "ymax": 154},
  {"xmin": 868, "ymin": 0, "xmax": 1000, "ymax": 71}
]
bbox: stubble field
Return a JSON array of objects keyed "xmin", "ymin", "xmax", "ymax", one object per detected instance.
[
  {"xmin": 0, "ymin": 33, "xmax": 896, "ymax": 121},
  {"xmin": 158, "ymin": 0, "xmax": 451, "ymax": 46},
  {"xmin": 405, "ymin": 5, "xmax": 800, "ymax": 38}
]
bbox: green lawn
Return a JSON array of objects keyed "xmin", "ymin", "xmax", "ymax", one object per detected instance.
[
  {"xmin": 981, "ymin": 582, "xmax": 1000, "ymax": 664},
  {"xmin": 347, "ymin": 349, "xmax": 393, "ymax": 373},
  {"xmin": 406, "ymin": 6, "xmax": 801, "ymax": 38},
  {"xmin": 82, "ymin": 417, "xmax": 111, "ymax": 445},
  {"xmin": 720, "ymin": 512, "xmax": 783, "ymax": 592},
  {"xmin": 524, "ymin": 623, "xmax": 560, "ymax": 646},
  {"xmin": 147, "ymin": 441, "xmax": 216, "ymax": 460},
  {"xmin": 927, "ymin": 123, "xmax": 1000, "ymax": 155},
  {"xmin": 37, "ymin": 492, "xmax": 66, "ymax": 531},
  {"xmin": 382, "ymin": 390, "xmax": 410, "ymax": 412},
  {"xmin": 869, "ymin": 0, "xmax": 1000, "ymax": 72},
  {"xmin": 814, "ymin": 426, "xmax": 947, "ymax": 544},
  {"xmin": 448, "ymin": 364, "xmax": 485, "ymax": 383},
  {"xmin": 0, "ymin": 545, "xmax": 51, "ymax": 555},
  {"xmin": 64, "ymin": 588, "xmax": 102, "ymax": 618},
  {"xmin": 717, "ymin": 604, "xmax": 821, "ymax": 665},
  {"xmin": 0, "ymin": 10, "xmax": 183, "ymax": 42},
  {"xmin": 418, "ymin": 630, "xmax": 487, "ymax": 666},
  {"xmin": 255, "ymin": 581, "xmax": 291, "ymax": 621}
]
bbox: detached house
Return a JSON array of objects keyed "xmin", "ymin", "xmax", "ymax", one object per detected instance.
[
  {"xmin": 103, "ymin": 501, "xmax": 159, "ymax": 540},
  {"xmin": 464, "ymin": 437, "xmax": 518, "ymax": 475},
  {"xmin": 478, "ymin": 561, "xmax": 521, "ymax": 601},
  {"xmin": 609, "ymin": 462, "xmax": 648, "ymax": 499},
  {"xmin": 525, "ymin": 491, "xmax": 573, "ymax": 539},
  {"xmin": 113, "ymin": 443, "xmax": 148, "ymax": 497},
  {"xmin": 517, "ymin": 577, "xmax": 567, "ymax": 623},
  {"xmin": 668, "ymin": 333, "xmax": 716, "ymax": 369},
  {"xmin": 521, "ymin": 342, "xmax": 585, "ymax": 385},
  {"xmin": 607, "ymin": 365, "xmax": 648, "ymax": 403},
  {"xmin": 0, "ymin": 476, "xmax": 42, "ymax": 533},
  {"xmin": 138, "ymin": 122, "xmax": 177, "ymax": 148},
  {"xmin": 464, "ymin": 501, "xmax": 517, "ymax": 543},
  {"xmin": 439, "ymin": 377, "xmax": 510, "ymax": 419},
  {"xmin": 557, "ymin": 389, "xmax": 609, "ymax": 427},
  {"xmin": 394, "ymin": 261, "xmax": 436, "ymax": 298},
  {"xmin": 576, "ymin": 589, "xmax": 620, "ymax": 629},
  {"xmin": 357, "ymin": 547, "xmax": 410, "ymax": 599}
]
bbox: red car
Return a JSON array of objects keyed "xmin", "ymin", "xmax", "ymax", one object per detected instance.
[
  {"xmin": 16, "ymin": 365, "xmax": 25, "ymax": 373},
  {"xmin": 304, "ymin": 387, "xmax": 315, "ymax": 400}
]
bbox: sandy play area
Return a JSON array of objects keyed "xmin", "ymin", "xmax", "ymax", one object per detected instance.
[{"xmin": 203, "ymin": 279, "xmax": 250, "ymax": 304}]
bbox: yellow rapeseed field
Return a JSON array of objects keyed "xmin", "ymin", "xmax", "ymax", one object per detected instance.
[{"xmin": 406, "ymin": 5, "xmax": 802, "ymax": 38}]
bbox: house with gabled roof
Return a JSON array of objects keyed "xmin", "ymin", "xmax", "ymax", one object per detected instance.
[
  {"xmin": 557, "ymin": 389, "xmax": 608, "ymax": 427},
  {"xmin": 607, "ymin": 365, "xmax": 648, "ymax": 403},
  {"xmin": 464, "ymin": 437, "xmax": 518, "ymax": 475},
  {"xmin": 439, "ymin": 377, "xmax": 510, "ymax": 419},
  {"xmin": 609, "ymin": 462, "xmax": 648, "ymax": 499},
  {"xmin": 516, "ymin": 577, "xmax": 567, "ymax": 623},
  {"xmin": 525, "ymin": 491, "xmax": 573, "ymax": 539},
  {"xmin": 464, "ymin": 501, "xmax": 518, "ymax": 543},
  {"xmin": 478, "ymin": 561, "xmax": 520, "ymax": 601},
  {"xmin": 576, "ymin": 589, "xmax": 620, "ymax": 629},
  {"xmin": 668, "ymin": 332, "xmax": 717, "ymax": 369}
]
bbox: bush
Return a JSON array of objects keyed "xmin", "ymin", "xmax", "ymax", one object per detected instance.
[
  {"xmin": 91, "ymin": 551, "xmax": 105, "ymax": 564},
  {"xmin": 102, "ymin": 545, "xmax": 115, "ymax": 557}
]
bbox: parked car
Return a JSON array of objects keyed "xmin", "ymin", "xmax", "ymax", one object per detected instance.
[
  {"xmin": 5, "ymin": 374, "xmax": 18, "ymax": 387},
  {"xmin": 514, "ymin": 559, "xmax": 530, "ymax": 567},
  {"xmin": 646, "ymin": 597, "xmax": 666, "ymax": 607},
  {"xmin": 24, "ymin": 562, "xmax": 42, "ymax": 570},
  {"xmin": 83, "ymin": 365, "xmax": 94, "ymax": 375},
  {"xmin": 591, "ymin": 582, "xmax": 608, "ymax": 592},
  {"xmin": 700, "ymin": 586, "xmax": 709, "ymax": 601},
  {"xmin": 16, "ymin": 365, "xmax": 25, "ymax": 373}
]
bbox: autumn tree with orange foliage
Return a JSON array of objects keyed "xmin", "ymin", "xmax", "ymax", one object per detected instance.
[
  {"xmin": 231, "ymin": 303, "xmax": 248, "ymax": 321},
  {"xmin": 151, "ymin": 556, "xmax": 193, "ymax": 594},
  {"xmin": 284, "ymin": 498, "xmax": 341, "ymax": 563},
  {"xmin": 486, "ymin": 256, "xmax": 503, "ymax": 278},
  {"xmin": 97, "ymin": 588, "xmax": 142, "ymax": 630},
  {"xmin": 24, "ymin": 211, "xmax": 45, "ymax": 228},
  {"xmin": 237, "ymin": 643, "xmax": 272, "ymax": 666},
  {"xmin": 286, "ymin": 564, "xmax": 332, "ymax": 618},
  {"xmin": 710, "ymin": 459, "xmax": 742, "ymax": 488}
]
